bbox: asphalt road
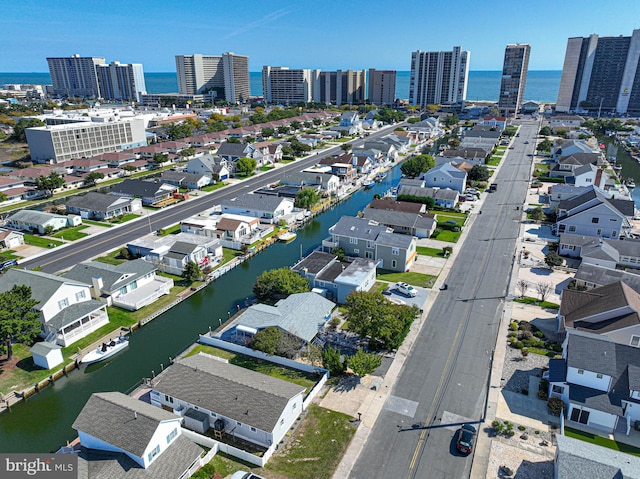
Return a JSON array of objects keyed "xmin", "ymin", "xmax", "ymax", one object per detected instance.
[
  {"xmin": 350, "ymin": 121, "xmax": 538, "ymax": 479},
  {"xmin": 19, "ymin": 124, "xmax": 401, "ymax": 273}
]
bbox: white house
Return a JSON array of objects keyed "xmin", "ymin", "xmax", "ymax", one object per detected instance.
[
  {"xmin": 423, "ymin": 162, "xmax": 467, "ymax": 193},
  {"xmin": 150, "ymin": 354, "xmax": 305, "ymax": 450},
  {"xmin": 72, "ymin": 392, "xmax": 204, "ymax": 477},
  {"xmin": 220, "ymin": 194, "xmax": 294, "ymax": 224},
  {"xmin": 7, "ymin": 210, "xmax": 81, "ymax": 234},
  {"xmin": 0, "ymin": 268, "xmax": 108, "ymax": 346},
  {"xmin": 185, "ymin": 154, "xmax": 230, "ymax": 181}
]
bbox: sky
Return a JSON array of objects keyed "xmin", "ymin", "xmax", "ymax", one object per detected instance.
[{"xmin": 4, "ymin": 0, "xmax": 640, "ymax": 72}]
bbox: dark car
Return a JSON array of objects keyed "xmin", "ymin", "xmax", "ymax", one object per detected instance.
[{"xmin": 455, "ymin": 424, "xmax": 476, "ymax": 454}]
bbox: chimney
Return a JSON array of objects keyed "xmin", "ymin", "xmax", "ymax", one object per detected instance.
[{"xmin": 91, "ymin": 276, "xmax": 103, "ymax": 299}]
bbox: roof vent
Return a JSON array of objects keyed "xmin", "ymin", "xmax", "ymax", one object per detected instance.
[{"xmin": 134, "ymin": 412, "xmax": 138, "ymax": 420}]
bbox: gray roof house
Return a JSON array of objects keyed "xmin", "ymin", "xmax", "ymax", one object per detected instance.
[
  {"xmin": 323, "ymin": 216, "xmax": 417, "ymax": 272},
  {"xmin": 216, "ymin": 142, "xmax": 250, "ymax": 163},
  {"xmin": 220, "ymin": 194, "xmax": 294, "ymax": 224},
  {"xmin": 559, "ymin": 233, "xmax": 640, "ymax": 270},
  {"xmin": 0, "ymin": 268, "xmax": 108, "ymax": 346},
  {"xmin": 555, "ymin": 434, "xmax": 640, "ymax": 479},
  {"xmin": 160, "ymin": 170, "xmax": 212, "ymax": 190},
  {"xmin": 423, "ymin": 162, "xmax": 467, "ymax": 193},
  {"xmin": 150, "ymin": 353, "xmax": 305, "ymax": 450},
  {"xmin": 292, "ymin": 251, "xmax": 377, "ymax": 303},
  {"xmin": 362, "ymin": 207, "xmax": 437, "ymax": 238},
  {"xmin": 574, "ymin": 263, "xmax": 640, "ymax": 293},
  {"xmin": 7, "ymin": 209, "xmax": 79, "ymax": 234},
  {"xmin": 62, "ymin": 259, "xmax": 173, "ymax": 311},
  {"xmin": 547, "ymin": 330, "xmax": 640, "ymax": 438},
  {"xmin": 398, "ymin": 185, "xmax": 459, "ymax": 209},
  {"xmin": 223, "ymin": 292, "xmax": 335, "ymax": 344},
  {"xmin": 185, "ymin": 154, "xmax": 230, "ymax": 180},
  {"xmin": 109, "ymin": 179, "xmax": 178, "ymax": 206},
  {"xmin": 65, "ymin": 191, "xmax": 142, "ymax": 220},
  {"xmin": 72, "ymin": 392, "xmax": 203, "ymax": 479}
]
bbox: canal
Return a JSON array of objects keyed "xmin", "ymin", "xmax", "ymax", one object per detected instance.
[{"xmin": 0, "ymin": 166, "xmax": 403, "ymax": 453}]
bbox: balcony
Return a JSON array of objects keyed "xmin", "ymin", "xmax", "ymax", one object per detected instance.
[{"xmin": 112, "ymin": 276, "xmax": 174, "ymax": 311}]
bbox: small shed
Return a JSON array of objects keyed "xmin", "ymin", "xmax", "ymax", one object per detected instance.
[
  {"xmin": 183, "ymin": 408, "xmax": 210, "ymax": 434},
  {"xmin": 30, "ymin": 342, "xmax": 64, "ymax": 370}
]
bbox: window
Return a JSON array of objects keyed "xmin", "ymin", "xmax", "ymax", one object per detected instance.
[
  {"xmin": 354, "ymin": 249, "xmax": 359, "ymax": 254},
  {"xmin": 631, "ymin": 336, "xmax": 640, "ymax": 347},
  {"xmin": 367, "ymin": 240, "xmax": 373, "ymax": 248},
  {"xmin": 570, "ymin": 408, "xmax": 590, "ymax": 425},
  {"xmin": 165, "ymin": 395, "xmax": 173, "ymax": 404},
  {"xmin": 147, "ymin": 445, "xmax": 160, "ymax": 463},
  {"xmin": 281, "ymin": 419, "xmax": 284, "ymax": 426},
  {"xmin": 391, "ymin": 260, "xmax": 397, "ymax": 269},
  {"xmin": 58, "ymin": 298, "xmax": 69, "ymax": 310},
  {"xmin": 210, "ymin": 412, "xmax": 217, "ymax": 417},
  {"xmin": 568, "ymin": 226, "xmax": 576, "ymax": 232},
  {"xmin": 349, "ymin": 237, "xmax": 357, "ymax": 244},
  {"xmin": 552, "ymin": 385, "xmax": 564, "ymax": 394},
  {"xmin": 391, "ymin": 247, "xmax": 399, "ymax": 256},
  {"xmin": 577, "ymin": 369, "xmax": 584, "ymax": 375},
  {"xmin": 596, "ymin": 373, "xmax": 603, "ymax": 379},
  {"xmin": 610, "ymin": 218, "xmax": 618, "ymax": 222},
  {"xmin": 75, "ymin": 290, "xmax": 86, "ymax": 301},
  {"xmin": 591, "ymin": 217, "xmax": 599, "ymax": 224},
  {"xmin": 166, "ymin": 428, "xmax": 177, "ymax": 444}
]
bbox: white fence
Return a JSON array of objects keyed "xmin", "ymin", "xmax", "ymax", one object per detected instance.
[{"xmin": 181, "ymin": 428, "xmax": 272, "ymax": 467}]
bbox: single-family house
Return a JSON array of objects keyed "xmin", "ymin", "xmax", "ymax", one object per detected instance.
[
  {"xmin": 323, "ymin": 216, "xmax": 417, "ymax": 272},
  {"xmin": 549, "ymin": 185, "xmax": 592, "ymax": 209},
  {"xmin": 441, "ymin": 147, "xmax": 488, "ymax": 162},
  {"xmin": 552, "ymin": 139, "xmax": 600, "ymax": 161},
  {"xmin": 478, "ymin": 116, "xmax": 507, "ymax": 131},
  {"xmin": 126, "ymin": 233, "xmax": 222, "ymax": 261},
  {"xmin": 361, "ymin": 140, "xmax": 399, "ymax": 161},
  {"xmin": 150, "ymin": 354, "xmax": 306, "ymax": 450},
  {"xmin": 398, "ymin": 185, "xmax": 460, "ymax": 209},
  {"xmin": 161, "ymin": 241, "xmax": 208, "ymax": 275},
  {"xmin": 220, "ymin": 194, "xmax": 294, "ymax": 224},
  {"xmin": 160, "ymin": 171, "xmax": 211, "ymax": 190},
  {"xmin": 351, "ymin": 147, "xmax": 384, "ymax": 165},
  {"xmin": 280, "ymin": 171, "xmax": 340, "ymax": 194},
  {"xmin": 554, "ymin": 434, "xmax": 640, "ymax": 479},
  {"xmin": 423, "ymin": 162, "xmax": 467, "ymax": 193},
  {"xmin": 368, "ymin": 198, "xmax": 426, "ymax": 214},
  {"xmin": 0, "ymin": 268, "xmax": 108, "ymax": 346},
  {"xmin": 65, "ymin": 192, "xmax": 142, "ymax": 220},
  {"xmin": 547, "ymin": 330, "xmax": 640, "ymax": 437},
  {"xmin": 72, "ymin": 392, "xmax": 204, "ymax": 478},
  {"xmin": 185, "ymin": 154, "xmax": 229, "ymax": 181},
  {"xmin": 0, "ymin": 228, "xmax": 24, "ymax": 249},
  {"xmin": 62, "ymin": 259, "xmax": 173, "ymax": 311},
  {"xmin": 559, "ymin": 233, "xmax": 640, "ymax": 270},
  {"xmin": 292, "ymin": 251, "xmax": 377, "ymax": 303},
  {"xmin": 573, "ymin": 263, "xmax": 640, "ymax": 293},
  {"xmin": 109, "ymin": 179, "xmax": 178, "ymax": 206},
  {"xmin": 7, "ymin": 210, "xmax": 80, "ymax": 234},
  {"xmin": 554, "ymin": 188, "xmax": 635, "ymax": 239},
  {"xmin": 550, "ymin": 115, "xmax": 585, "ymax": 129},
  {"xmin": 330, "ymin": 112, "xmax": 363, "ymax": 135},
  {"xmin": 549, "ymin": 153, "xmax": 604, "ymax": 179},
  {"xmin": 362, "ymin": 207, "xmax": 437, "ymax": 238},
  {"xmin": 216, "ymin": 142, "xmax": 249, "ymax": 164}
]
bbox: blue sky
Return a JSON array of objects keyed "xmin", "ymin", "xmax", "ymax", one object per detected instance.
[{"xmin": 4, "ymin": 0, "xmax": 640, "ymax": 72}]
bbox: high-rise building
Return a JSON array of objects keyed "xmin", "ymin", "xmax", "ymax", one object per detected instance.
[
  {"xmin": 96, "ymin": 61, "xmax": 147, "ymax": 103},
  {"xmin": 47, "ymin": 54, "xmax": 105, "ymax": 98},
  {"xmin": 409, "ymin": 47, "xmax": 470, "ymax": 108},
  {"xmin": 262, "ymin": 66, "xmax": 313, "ymax": 104},
  {"xmin": 368, "ymin": 69, "xmax": 396, "ymax": 105},
  {"xmin": 311, "ymin": 69, "xmax": 366, "ymax": 106},
  {"xmin": 556, "ymin": 30, "xmax": 640, "ymax": 115},
  {"xmin": 498, "ymin": 44, "xmax": 531, "ymax": 116},
  {"xmin": 175, "ymin": 52, "xmax": 250, "ymax": 103}
]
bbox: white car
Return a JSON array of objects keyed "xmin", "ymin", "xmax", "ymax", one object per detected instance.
[
  {"xmin": 231, "ymin": 472, "xmax": 265, "ymax": 479},
  {"xmin": 395, "ymin": 282, "xmax": 417, "ymax": 297},
  {"xmin": 465, "ymin": 188, "xmax": 479, "ymax": 195},
  {"xmin": 464, "ymin": 194, "xmax": 477, "ymax": 201}
]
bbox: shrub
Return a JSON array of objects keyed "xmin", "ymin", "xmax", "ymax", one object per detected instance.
[
  {"xmin": 537, "ymin": 389, "xmax": 549, "ymax": 400},
  {"xmin": 512, "ymin": 341, "xmax": 524, "ymax": 349},
  {"xmin": 509, "ymin": 321, "xmax": 519, "ymax": 331},
  {"xmin": 491, "ymin": 420, "xmax": 504, "ymax": 434},
  {"xmin": 507, "ymin": 331, "xmax": 517, "ymax": 338},
  {"xmin": 521, "ymin": 348, "xmax": 529, "ymax": 358},
  {"xmin": 431, "ymin": 227, "xmax": 443, "ymax": 238},
  {"xmin": 547, "ymin": 397, "xmax": 564, "ymax": 416},
  {"xmin": 521, "ymin": 388, "xmax": 528, "ymax": 395},
  {"xmin": 519, "ymin": 321, "xmax": 532, "ymax": 332},
  {"xmin": 518, "ymin": 425, "xmax": 526, "ymax": 431},
  {"xmin": 521, "ymin": 330, "xmax": 533, "ymax": 340},
  {"xmin": 534, "ymin": 331, "xmax": 545, "ymax": 339}
]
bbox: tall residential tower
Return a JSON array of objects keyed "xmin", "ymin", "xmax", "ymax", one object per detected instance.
[
  {"xmin": 47, "ymin": 55, "xmax": 105, "ymax": 98},
  {"xmin": 556, "ymin": 30, "xmax": 640, "ymax": 115},
  {"xmin": 262, "ymin": 66, "xmax": 313, "ymax": 104},
  {"xmin": 368, "ymin": 69, "xmax": 396, "ymax": 106},
  {"xmin": 498, "ymin": 43, "xmax": 530, "ymax": 116},
  {"xmin": 409, "ymin": 47, "xmax": 469, "ymax": 108},
  {"xmin": 312, "ymin": 69, "xmax": 366, "ymax": 106},
  {"xmin": 96, "ymin": 61, "xmax": 147, "ymax": 102}
]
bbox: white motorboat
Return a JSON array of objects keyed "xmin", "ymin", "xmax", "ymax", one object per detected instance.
[
  {"xmin": 278, "ymin": 231, "xmax": 297, "ymax": 243},
  {"xmin": 82, "ymin": 336, "xmax": 129, "ymax": 365},
  {"xmin": 363, "ymin": 179, "xmax": 375, "ymax": 188}
]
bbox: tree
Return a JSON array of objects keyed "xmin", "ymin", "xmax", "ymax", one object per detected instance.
[
  {"xmin": 443, "ymin": 114, "xmax": 459, "ymax": 128},
  {"xmin": 400, "ymin": 154, "xmax": 435, "ymax": 178},
  {"xmin": 152, "ymin": 152, "xmax": 169, "ymax": 166},
  {"xmin": 0, "ymin": 285, "xmax": 42, "ymax": 359},
  {"xmin": 180, "ymin": 147, "xmax": 196, "ymax": 158},
  {"xmin": 539, "ymin": 126, "xmax": 552, "ymax": 137},
  {"xmin": 250, "ymin": 326, "xmax": 302, "ymax": 358},
  {"xmin": 11, "ymin": 118, "xmax": 45, "ymax": 142},
  {"xmin": 344, "ymin": 291, "xmax": 418, "ymax": 350},
  {"xmin": 253, "ymin": 268, "xmax": 309, "ymax": 301},
  {"xmin": 537, "ymin": 139, "xmax": 553, "ymax": 153},
  {"xmin": 261, "ymin": 127, "xmax": 274, "ymax": 138},
  {"xmin": 83, "ymin": 171, "xmax": 105, "ymax": 187},
  {"xmin": 35, "ymin": 172, "xmax": 65, "ymax": 197},
  {"xmin": 544, "ymin": 251, "xmax": 563, "ymax": 268},
  {"xmin": 348, "ymin": 349, "xmax": 382, "ymax": 377},
  {"xmin": 122, "ymin": 164, "xmax": 137, "ymax": 176},
  {"xmin": 516, "ymin": 279, "xmax": 529, "ymax": 299},
  {"xmin": 289, "ymin": 138, "xmax": 312, "ymax": 156},
  {"xmin": 303, "ymin": 343, "xmax": 323, "ymax": 367},
  {"xmin": 182, "ymin": 260, "xmax": 202, "ymax": 282},
  {"xmin": 278, "ymin": 126, "xmax": 290, "ymax": 135},
  {"xmin": 374, "ymin": 107, "xmax": 405, "ymax": 124},
  {"xmin": 340, "ymin": 143, "xmax": 352, "ymax": 153},
  {"xmin": 235, "ymin": 157, "xmax": 257, "ymax": 177},
  {"xmin": 332, "ymin": 247, "xmax": 346, "ymax": 262},
  {"xmin": 468, "ymin": 165, "xmax": 491, "ymax": 182},
  {"xmin": 322, "ymin": 345, "xmax": 346, "ymax": 376},
  {"xmin": 536, "ymin": 282, "xmax": 552, "ymax": 302},
  {"xmin": 448, "ymin": 137, "xmax": 461, "ymax": 148},
  {"xmin": 165, "ymin": 121, "xmax": 193, "ymax": 140},
  {"xmin": 530, "ymin": 206, "xmax": 545, "ymax": 222},
  {"xmin": 295, "ymin": 188, "xmax": 320, "ymax": 209},
  {"xmin": 290, "ymin": 120, "xmax": 301, "ymax": 131}
]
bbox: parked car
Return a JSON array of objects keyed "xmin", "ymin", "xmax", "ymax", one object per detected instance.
[
  {"xmin": 524, "ymin": 140, "xmax": 529, "ymax": 144},
  {"xmin": 231, "ymin": 472, "xmax": 265, "ymax": 479},
  {"xmin": 455, "ymin": 424, "xmax": 477, "ymax": 454},
  {"xmin": 395, "ymin": 282, "xmax": 417, "ymax": 297},
  {"xmin": 465, "ymin": 188, "xmax": 479, "ymax": 195},
  {"xmin": 464, "ymin": 194, "xmax": 476, "ymax": 201}
]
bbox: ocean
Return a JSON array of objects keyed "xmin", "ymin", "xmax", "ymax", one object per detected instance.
[{"xmin": 0, "ymin": 70, "xmax": 561, "ymax": 103}]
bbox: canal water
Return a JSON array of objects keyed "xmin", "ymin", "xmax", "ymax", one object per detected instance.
[{"xmin": 0, "ymin": 167, "xmax": 402, "ymax": 453}]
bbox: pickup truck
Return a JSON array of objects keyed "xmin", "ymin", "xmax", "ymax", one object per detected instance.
[{"xmin": 489, "ymin": 184, "xmax": 497, "ymax": 192}]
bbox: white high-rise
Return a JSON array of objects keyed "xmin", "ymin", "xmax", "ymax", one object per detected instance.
[
  {"xmin": 47, "ymin": 54, "xmax": 105, "ymax": 98},
  {"xmin": 498, "ymin": 43, "xmax": 531, "ymax": 116},
  {"xmin": 409, "ymin": 47, "xmax": 470, "ymax": 108},
  {"xmin": 96, "ymin": 61, "xmax": 147, "ymax": 102},
  {"xmin": 262, "ymin": 66, "xmax": 313, "ymax": 104},
  {"xmin": 175, "ymin": 52, "xmax": 250, "ymax": 103}
]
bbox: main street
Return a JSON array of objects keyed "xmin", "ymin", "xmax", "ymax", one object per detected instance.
[
  {"xmin": 20, "ymin": 124, "xmax": 400, "ymax": 273},
  {"xmin": 350, "ymin": 121, "xmax": 538, "ymax": 479}
]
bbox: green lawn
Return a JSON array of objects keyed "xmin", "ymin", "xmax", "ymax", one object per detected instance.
[
  {"xmin": 259, "ymin": 166, "xmax": 274, "ymax": 171},
  {"xmin": 416, "ymin": 246, "xmax": 446, "ymax": 257},
  {"xmin": 0, "ymin": 344, "xmax": 74, "ymax": 395},
  {"xmin": 377, "ymin": 270, "xmax": 437, "ymax": 288},
  {"xmin": 184, "ymin": 344, "xmax": 317, "ymax": 391},
  {"xmin": 370, "ymin": 281, "xmax": 389, "ymax": 294},
  {"xmin": 201, "ymin": 182, "xmax": 227, "ymax": 193},
  {"xmin": 431, "ymin": 210, "xmax": 467, "ymax": 222},
  {"xmin": 266, "ymin": 404, "xmax": 357, "ymax": 479},
  {"xmin": 212, "ymin": 248, "xmax": 243, "ymax": 270},
  {"xmin": 52, "ymin": 225, "xmax": 90, "ymax": 241},
  {"xmin": 109, "ymin": 214, "xmax": 139, "ymax": 224},
  {"xmin": 0, "ymin": 250, "xmax": 21, "ymax": 261},
  {"xmin": 513, "ymin": 296, "xmax": 559, "ymax": 309},
  {"xmin": 487, "ymin": 156, "xmax": 502, "ymax": 166},
  {"xmin": 93, "ymin": 249, "xmax": 126, "ymax": 265},
  {"xmin": 433, "ymin": 229, "xmax": 461, "ymax": 242},
  {"xmin": 565, "ymin": 427, "xmax": 640, "ymax": 457},
  {"xmin": 158, "ymin": 224, "xmax": 181, "ymax": 236},
  {"xmin": 82, "ymin": 220, "xmax": 112, "ymax": 227},
  {"xmin": 23, "ymin": 234, "xmax": 63, "ymax": 248}
]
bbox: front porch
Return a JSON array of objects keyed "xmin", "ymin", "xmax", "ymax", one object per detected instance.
[
  {"xmin": 49, "ymin": 303, "xmax": 109, "ymax": 347},
  {"xmin": 112, "ymin": 276, "xmax": 174, "ymax": 311}
]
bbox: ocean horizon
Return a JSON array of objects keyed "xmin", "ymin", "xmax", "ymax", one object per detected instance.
[{"xmin": 0, "ymin": 70, "xmax": 561, "ymax": 103}]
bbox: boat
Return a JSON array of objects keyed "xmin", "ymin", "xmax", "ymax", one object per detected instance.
[
  {"xmin": 363, "ymin": 179, "xmax": 375, "ymax": 188},
  {"xmin": 278, "ymin": 231, "xmax": 297, "ymax": 243},
  {"xmin": 627, "ymin": 179, "xmax": 636, "ymax": 189},
  {"xmin": 81, "ymin": 335, "xmax": 129, "ymax": 365},
  {"xmin": 374, "ymin": 171, "xmax": 387, "ymax": 182}
]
